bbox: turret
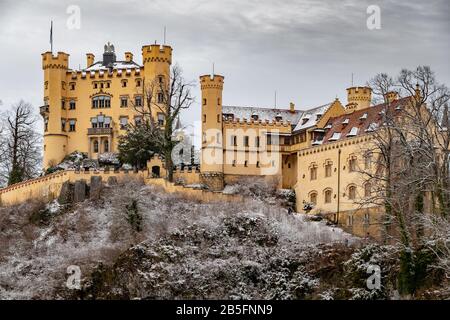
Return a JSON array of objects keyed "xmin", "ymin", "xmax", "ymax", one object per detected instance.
[
  {"xmin": 345, "ymin": 86, "xmax": 372, "ymax": 113},
  {"xmin": 199, "ymin": 74, "xmax": 224, "ymax": 190},
  {"xmin": 41, "ymin": 51, "xmax": 70, "ymax": 168},
  {"xmin": 141, "ymin": 44, "xmax": 172, "ymax": 81}
]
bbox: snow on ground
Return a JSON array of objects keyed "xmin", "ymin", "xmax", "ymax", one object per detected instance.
[{"xmin": 0, "ymin": 181, "xmax": 356, "ymax": 299}]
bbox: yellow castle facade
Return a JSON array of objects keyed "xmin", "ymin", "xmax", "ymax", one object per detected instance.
[
  {"xmin": 41, "ymin": 42, "xmax": 172, "ymax": 168},
  {"xmin": 1, "ymin": 42, "xmax": 439, "ymax": 241},
  {"xmin": 199, "ymin": 74, "xmax": 415, "ymax": 239}
]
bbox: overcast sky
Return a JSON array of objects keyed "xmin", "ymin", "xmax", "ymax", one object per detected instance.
[{"xmin": 0, "ymin": 0, "xmax": 449, "ymax": 129}]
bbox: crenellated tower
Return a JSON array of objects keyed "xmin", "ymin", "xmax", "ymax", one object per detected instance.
[
  {"xmin": 141, "ymin": 44, "xmax": 172, "ymax": 120},
  {"xmin": 199, "ymin": 74, "xmax": 224, "ymax": 190},
  {"xmin": 41, "ymin": 51, "xmax": 70, "ymax": 168},
  {"xmin": 345, "ymin": 86, "xmax": 372, "ymax": 113}
]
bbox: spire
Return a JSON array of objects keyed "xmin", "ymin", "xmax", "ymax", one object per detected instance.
[{"xmin": 175, "ymin": 115, "xmax": 182, "ymax": 130}]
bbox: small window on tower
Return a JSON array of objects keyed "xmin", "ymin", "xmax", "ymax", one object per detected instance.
[
  {"xmin": 203, "ymin": 98, "xmax": 207, "ymax": 105},
  {"xmin": 203, "ymin": 114, "xmax": 206, "ymax": 123},
  {"xmin": 217, "ymin": 114, "xmax": 220, "ymax": 123},
  {"xmin": 158, "ymin": 92, "xmax": 164, "ymax": 103},
  {"xmin": 122, "ymin": 80, "xmax": 127, "ymax": 88},
  {"xmin": 70, "ymin": 83, "xmax": 75, "ymax": 90}
]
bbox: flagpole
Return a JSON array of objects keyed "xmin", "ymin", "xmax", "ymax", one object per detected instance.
[{"xmin": 50, "ymin": 20, "xmax": 53, "ymax": 54}]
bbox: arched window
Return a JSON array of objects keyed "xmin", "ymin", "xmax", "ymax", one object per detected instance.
[
  {"xmin": 93, "ymin": 140, "xmax": 99, "ymax": 153},
  {"xmin": 324, "ymin": 189, "xmax": 332, "ymax": 203},
  {"xmin": 348, "ymin": 185, "xmax": 356, "ymax": 200},
  {"xmin": 309, "ymin": 191, "xmax": 318, "ymax": 205},
  {"xmin": 92, "ymin": 95, "xmax": 111, "ymax": 109}
]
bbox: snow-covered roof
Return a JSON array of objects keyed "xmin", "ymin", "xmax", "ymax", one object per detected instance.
[
  {"xmin": 293, "ymin": 102, "xmax": 332, "ymax": 132},
  {"xmin": 222, "ymin": 105, "xmax": 302, "ymax": 124},
  {"xmin": 84, "ymin": 60, "xmax": 141, "ymax": 71}
]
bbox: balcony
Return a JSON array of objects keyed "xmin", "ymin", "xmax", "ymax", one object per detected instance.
[
  {"xmin": 39, "ymin": 105, "xmax": 49, "ymax": 117},
  {"xmin": 87, "ymin": 127, "xmax": 113, "ymax": 135}
]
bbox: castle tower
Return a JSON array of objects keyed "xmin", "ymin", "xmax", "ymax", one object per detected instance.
[
  {"xmin": 41, "ymin": 51, "xmax": 69, "ymax": 168},
  {"xmin": 141, "ymin": 44, "xmax": 172, "ymax": 120},
  {"xmin": 141, "ymin": 44, "xmax": 172, "ymax": 84},
  {"xmin": 199, "ymin": 74, "xmax": 224, "ymax": 191},
  {"xmin": 345, "ymin": 86, "xmax": 372, "ymax": 113}
]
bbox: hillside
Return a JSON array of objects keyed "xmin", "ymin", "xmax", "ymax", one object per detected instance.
[{"xmin": 0, "ymin": 180, "xmax": 448, "ymax": 300}]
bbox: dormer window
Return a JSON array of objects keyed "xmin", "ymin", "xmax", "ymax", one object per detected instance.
[
  {"xmin": 329, "ymin": 132, "xmax": 341, "ymax": 141},
  {"xmin": 342, "ymin": 118, "xmax": 349, "ymax": 125},
  {"xmin": 275, "ymin": 114, "xmax": 283, "ymax": 122},
  {"xmin": 347, "ymin": 127, "xmax": 359, "ymax": 137},
  {"xmin": 316, "ymin": 114, "xmax": 322, "ymax": 121},
  {"xmin": 359, "ymin": 113, "xmax": 368, "ymax": 120},
  {"xmin": 302, "ymin": 118, "xmax": 309, "ymax": 125},
  {"xmin": 324, "ymin": 123, "xmax": 332, "ymax": 129},
  {"xmin": 251, "ymin": 113, "xmax": 259, "ymax": 121}
]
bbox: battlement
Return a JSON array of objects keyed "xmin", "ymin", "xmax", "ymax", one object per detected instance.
[
  {"xmin": 42, "ymin": 51, "xmax": 69, "ymax": 70},
  {"xmin": 142, "ymin": 44, "xmax": 172, "ymax": 64},
  {"xmin": 223, "ymin": 117, "xmax": 291, "ymax": 127},
  {"xmin": 200, "ymin": 74, "xmax": 224, "ymax": 90},
  {"xmin": 346, "ymin": 86, "xmax": 372, "ymax": 100},
  {"xmin": 68, "ymin": 66, "xmax": 141, "ymax": 80}
]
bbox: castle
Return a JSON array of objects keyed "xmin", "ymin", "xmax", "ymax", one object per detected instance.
[{"xmin": 1, "ymin": 41, "xmax": 446, "ymax": 241}]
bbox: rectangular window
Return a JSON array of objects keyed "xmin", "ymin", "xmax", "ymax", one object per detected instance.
[
  {"xmin": 121, "ymin": 97, "xmax": 128, "ymax": 108},
  {"xmin": 122, "ymin": 81, "xmax": 127, "ymax": 87},
  {"xmin": 203, "ymin": 114, "xmax": 206, "ymax": 123},
  {"xmin": 61, "ymin": 119, "xmax": 66, "ymax": 131},
  {"xmin": 69, "ymin": 120, "xmax": 76, "ymax": 132},
  {"xmin": 135, "ymin": 96, "xmax": 142, "ymax": 107},
  {"xmin": 256, "ymin": 136, "xmax": 260, "ymax": 148},
  {"xmin": 231, "ymin": 135, "xmax": 237, "ymax": 146},
  {"xmin": 267, "ymin": 135, "xmax": 272, "ymax": 145},
  {"xmin": 61, "ymin": 100, "xmax": 65, "ymax": 109},
  {"xmin": 349, "ymin": 158, "xmax": 357, "ymax": 172},
  {"xmin": 120, "ymin": 117, "xmax": 128, "ymax": 129},
  {"xmin": 135, "ymin": 116, "xmax": 142, "ymax": 126},
  {"xmin": 310, "ymin": 167, "xmax": 317, "ymax": 180},
  {"xmin": 365, "ymin": 154, "xmax": 372, "ymax": 170},
  {"xmin": 244, "ymin": 136, "xmax": 249, "ymax": 147},
  {"xmin": 69, "ymin": 100, "xmax": 76, "ymax": 110},
  {"xmin": 157, "ymin": 113, "xmax": 165, "ymax": 126},
  {"xmin": 325, "ymin": 163, "xmax": 332, "ymax": 177},
  {"xmin": 70, "ymin": 83, "xmax": 75, "ymax": 90},
  {"xmin": 158, "ymin": 92, "xmax": 164, "ymax": 103}
]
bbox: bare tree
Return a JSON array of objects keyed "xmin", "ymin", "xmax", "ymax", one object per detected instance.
[
  {"xmin": 360, "ymin": 66, "xmax": 449, "ymax": 294},
  {"xmin": 123, "ymin": 64, "xmax": 194, "ymax": 181},
  {"xmin": 0, "ymin": 101, "xmax": 42, "ymax": 186}
]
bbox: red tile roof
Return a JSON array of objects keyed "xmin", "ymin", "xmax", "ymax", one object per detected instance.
[{"xmin": 321, "ymin": 97, "xmax": 410, "ymax": 144}]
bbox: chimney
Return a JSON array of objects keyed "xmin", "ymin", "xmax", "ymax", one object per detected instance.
[
  {"xmin": 125, "ymin": 52, "xmax": 133, "ymax": 62},
  {"xmin": 384, "ymin": 91, "xmax": 398, "ymax": 104},
  {"xmin": 86, "ymin": 53, "xmax": 95, "ymax": 68},
  {"xmin": 290, "ymin": 102, "xmax": 295, "ymax": 113},
  {"xmin": 102, "ymin": 42, "xmax": 117, "ymax": 67}
]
